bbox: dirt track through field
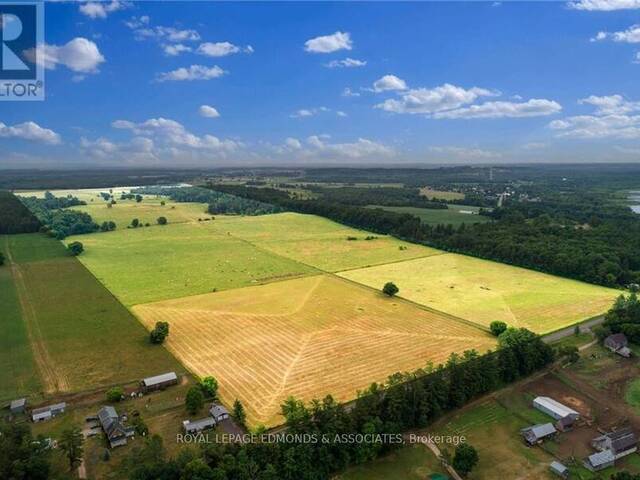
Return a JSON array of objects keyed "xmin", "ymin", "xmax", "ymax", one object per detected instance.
[{"xmin": 3, "ymin": 237, "xmax": 69, "ymax": 393}]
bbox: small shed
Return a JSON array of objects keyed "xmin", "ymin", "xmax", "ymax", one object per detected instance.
[
  {"xmin": 140, "ymin": 372, "xmax": 178, "ymax": 392},
  {"xmin": 210, "ymin": 404, "xmax": 230, "ymax": 423},
  {"xmin": 584, "ymin": 450, "xmax": 615, "ymax": 472},
  {"xmin": 10, "ymin": 398, "xmax": 26, "ymax": 415},
  {"xmin": 549, "ymin": 461, "xmax": 569, "ymax": 479},
  {"xmin": 521, "ymin": 423, "xmax": 557, "ymax": 445},
  {"xmin": 605, "ymin": 333, "xmax": 631, "ymax": 357},
  {"xmin": 533, "ymin": 396, "xmax": 580, "ymax": 421},
  {"xmin": 31, "ymin": 402, "xmax": 66, "ymax": 423}
]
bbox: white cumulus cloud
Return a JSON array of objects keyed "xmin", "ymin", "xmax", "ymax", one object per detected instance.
[
  {"xmin": 592, "ymin": 24, "xmax": 640, "ymax": 43},
  {"xmin": 433, "ymin": 99, "xmax": 562, "ymax": 119},
  {"xmin": 163, "ymin": 44, "xmax": 192, "ymax": 56},
  {"xmin": 199, "ymin": 105, "xmax": 220, "ymax": 118},
  {"xmin": 196, "ymin": 42, "xmax": 253, "ymax": 57},
  {"xmin": 372, "ymin": 74, "xmax": 408, "ymax": 92},
  {"xmin": 376, "ymin": 84, "xmax": 496, "ymax": 114},
  {"xmin": 304, "ymin": 31, "xmax": 352, "ymax": 53},
  {"xmin": 156, "ymin": 65, "xmax": 226, "ymax": 82},
  {"xmin": 429, "ymin": 146, "xmax": 501, "ymax": 160},
  {"xmin": 0, "ymin": 121, "xmax": 61, "ymax": 144},
  {"xmin": 79, "ymin": 1, "xmax": 130, "ymax": 19},
  {"xmin": 568, "ymin": 0, "xmax": 640, "ymax": 10},
  {"xmin": 26, "ymin": 38, "xmax": 105, "ymax": 74}
]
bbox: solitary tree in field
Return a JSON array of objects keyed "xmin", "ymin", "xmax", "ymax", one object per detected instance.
[
  {"xmin": 185, "ymin": 386, "xmax": 204, "ymax": 414},
  {"xmin": 157, "ymin": 216, "xmax": 168, "ymax": 225},
  {"xmin": 67, "ymin": 241, "xmax": 84, "ymax": 256},
  {"xmin": 131, "ymin": 218, "xmax": 139, "ymax": 228},
  {"xmin": 452, "ymin": 443, "xmax": 478, "ymax": 477},
  {"xmin": 233, "ymin": 399, "xmax": 246, "ymax": 427},
  {"xmin": 149, "ymin": 321, "xmax": 169, "ymax": 344},
  {"xmin": 160, "ymin": 201, "xmax": 166, "ymax": 206},
  {"xmin": 59, "ymin": 427, "xmax": 84, "ymax": 472},
  {"xmin": 489, "ymin": 321, "xmax": 507, "ymax": 337},
  {"xmin": 382, "ymin": 282, "xmax": 399, "ymax": 297},
  {"xmin": 135, "ymin": 195, "xmax": 143, "ymax": 203}
]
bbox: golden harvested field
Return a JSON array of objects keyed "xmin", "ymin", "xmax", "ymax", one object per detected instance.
[
  {"xmin": 208, "ymin": 212, "xmax": 440, "ymax": 271},
  {"xmin": 339, "ymin": 253, "xmax": 621, "ymax": 334},
  {"xmin": 419, "ymin": 187, "xmax": 465, "ymax": 201},
  {"xmin": 133, "ymin": 275, "xmax": 496, "ymax": 427}
]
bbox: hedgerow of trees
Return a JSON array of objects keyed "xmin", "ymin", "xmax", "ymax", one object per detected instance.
[
  {"xmin": 20, "ymin": 194, "xmax": 99, "ymax": 239},
  {"xmin": 0, "ymin": 191, "xmax": 40, "ymax": 234}
]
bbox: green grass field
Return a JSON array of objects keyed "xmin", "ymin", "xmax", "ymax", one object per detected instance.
[
  {"xmin": 339, "ymin": 253, "xmax": 620, "ymax": 334},
  {"xmin": 337, "ymin": 445, "xmax": 445, "ymax": 480},
  {"xmin": 0, "ymin": 237, "xmax": 42, "ymax": 401},
  {"xmin": 67, "ymin": 221, "xmax": 317, "ymax": 305},
  {"xmin": 625, "ymin": 378, "xmax": 640, "ymax": 415},
  {"xmin": 209, "ymin": 212, "xmax": 440, "ymax": 272},
  {"xmin": 16, "ymin": 186, "xmax": 143, "ymax": 203},
  {"xmin": 366, "ymin": 205, "xmax": 491, "ymax": 227},
  {"xmin": 1, "ymin": 233, "xmax": 182, "ymax": 395},
  {"xmin": 68, "ymin": 199, "xmax": 209, "ymax": 228},
  {"xmin": 419, "ymin": 188, "xmax": 465, "ymax": 201}
]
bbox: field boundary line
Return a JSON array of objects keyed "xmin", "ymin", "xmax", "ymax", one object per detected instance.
[
  {"xmin": 331, "ymin": 251, "xmax": 447, "ymax": 274},
  {"xmin": 3, "ymin": 236, "xmax": 70, "ymax": 393},
  {"xmin": 215, "ymin": 224, "xmax": 491, "ymax": 335}
]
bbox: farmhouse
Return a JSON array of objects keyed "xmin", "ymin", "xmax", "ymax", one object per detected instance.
[
  {"xmin": 183, "ymin": 417, "xmax": 216, "ymax": 434},
  {"xmin": 210, "ymin": 403, "xmax": 230, "ymax": 423},
  {"xmin": 584, "ymin": 449, "xmax": 615, "ymax": 472},
  {"xmin": 31, "ymin": 402, "xmax": 66, "ymax": 423},
  {"xmin": 604, "ymin": 333, "xmax": 632, "ymax": 358},
  {"xmin": 549, "ymin": 461, "xmax": 569, "ymax": 479},
  {"xmin": 98, "ymin": 406, "xmax": 135, "ymax": 448},
  {"xmin": 591, "ymin": 427, "xmax": 638, "ymax": 459},
  {"xmin": 140, "ymin": 371, "xmax": 178, "ymax": 392},
  {"xmin": 533, "ymin": 396, "xmax": 579, "ymax": 422},
  {"xmin": 521, "ymin": 423, "xmax": 557, "ymax": 446},
  {"xmin": 10, "ymin": 398, "xmax": 26, "ymax": 415}
]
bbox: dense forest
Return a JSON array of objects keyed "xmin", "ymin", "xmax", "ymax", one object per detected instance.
[
  {"xmin": 304, "ymin": 185, "xmax": 448, "ymax": 209},
  {"xmin": 601, "ymin": 293, "xmax": 640, "ymax": 343},
  {"xmin": 20, "ymin": 194, "xmax": 99, "ymax": 239},
  {"xmin": 132, "ymin": 186, "xmax": 282, "ymax": 215},
  {"xmin": 207, "ymin": 184, "xmax": 640, "ymax": 288},
  {"xmin": 0, "ymin": 191, "xmax": 41, "ymax": 234},
  {"xmin": 109, "ymin": 329, "xmax": 552, "ymax": 480}
]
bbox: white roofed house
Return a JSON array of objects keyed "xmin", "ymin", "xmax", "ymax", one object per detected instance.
[
  {"xmin": 591, "ymin": 427, "xmax": 638, "ymax": 460},
  {"xmin": 521, "ymin": 423, "xmax": 557, "ymax": 446},
  {"xmin": 183, "ymin": 417, "xmax": 216, "ymax": 434},
  {"xmin": 10, "ymin": 398, "xmax": 26, "ymax": 415},
  {"xmin": 604, "ymin": 333, "xmax": 632, "ymax": 358}
]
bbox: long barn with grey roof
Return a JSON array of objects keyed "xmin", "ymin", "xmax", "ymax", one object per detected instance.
[{"xmin": 140, "ymin": 372, "xmax": 178, "ymax": 392}]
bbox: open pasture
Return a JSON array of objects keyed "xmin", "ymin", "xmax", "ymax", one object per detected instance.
[
  {"xmin": 419, "ymin": 187, "xmax": 465, "ymax": 201},
  {"xmin": 16, "ymin": 186, "xmax": 143, "ymax": 203},
  {"xmin": 210, "ymin": 212, "xmax": 440, "ymax": 271},
  {"xmin": 338, "ymin": 253, "xmax": 620, "ymax": 334},
  {"xmin": 67, "ymin": 221, "xmax": 317, "ymax": 305},
  {"xmin": 133, "ymin": 275, "xmax": 496, "ymax": 427},
  {"xmin": 1, "ymin": 233, "xmax": 181, "ymax": 396},
  {"xmin": 69, "ymin": 200, "xmax": 208, "ymax": 228}
]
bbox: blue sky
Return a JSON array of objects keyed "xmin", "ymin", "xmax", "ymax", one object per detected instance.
[{"xmin": 1, "ymin": 0, "xmax": 640, "ymax": 168}]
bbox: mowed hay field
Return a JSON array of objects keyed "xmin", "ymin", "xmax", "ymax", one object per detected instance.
[
  {"xmin": 67, "ymin": 221, "xmax": 317, "ymax": 306},
  {"xmin": 339, "ymin": 253, "xmax": 620, "ymax": 334},
  {"xmin": 1, "ymin": 234, "xmax": 182, "ymax": 395},
  {"xmin": 133, "ymin": 275, "xmax": 496, "ymax": 427},
  {"xmin": 209, "ymin": 212, "xmax": 440, "ymax": 272}
]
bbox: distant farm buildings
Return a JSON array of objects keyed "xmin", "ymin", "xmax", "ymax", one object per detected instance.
[
  {"xmin": 98, "ymin": 406, "xmax": 135, "ymax": 448},
  {"xmin": 32, "ymin": 402, "xmax": 66, "ymax": 423},
  {"xmin": 549, "ymin": 461, "xmax": 569, "ymax": 479},
  {"xmin": 140, "ymin": 371, "xmax": 178, "ymax": 392},
  {"xmin": 584, "ymin": 427, "xmax": 638, "ymax": 471},
  {"xmin": 533, "ymin": 396, "xmax": 580, "ymax": 422},
  {"xmin": 604, "ymin": 333, "xmax": 632, "ymax": 358}
]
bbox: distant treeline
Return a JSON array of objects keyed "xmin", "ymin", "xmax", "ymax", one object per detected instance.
[
  {"xmin": 20, "ymin": 193, "xmax": 99, "ymax": 239},
  {"xmin": 206, "ymin": 184, "xmax": 639, "ymax": 288},
  {"xmin": 132, "ymin": 186, "xmax": 281, "ymax": 215},
  {"xmin": 0, "ymin": 191, "xmax": 40, "ymax": 234},
  {"xmin": 305, "ymin": 185, "xmax": 449, "ymax": 209},
  {"xmin": 116, "ymin": 328, "xmax": 553, "ymax": 480}
]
